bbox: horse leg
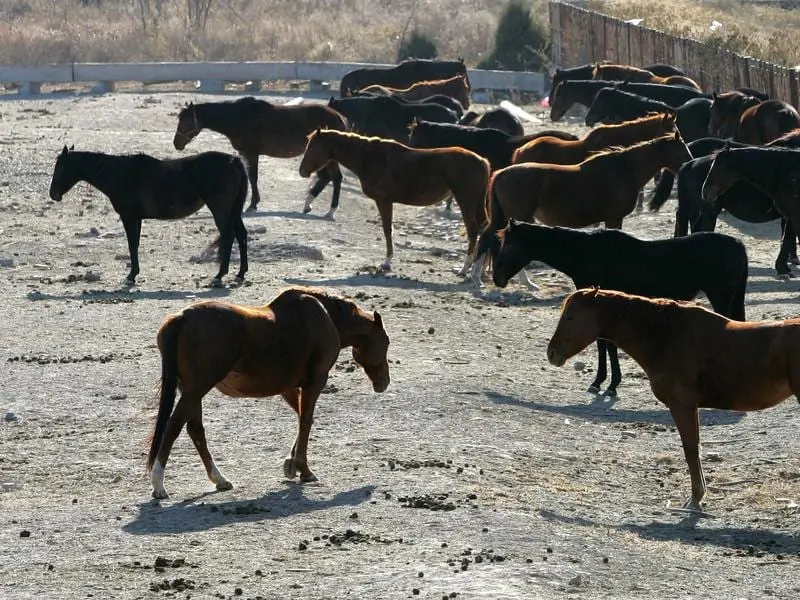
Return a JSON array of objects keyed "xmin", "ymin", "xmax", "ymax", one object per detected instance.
[
  {"xmin": 781, "ymin": 217, "xmax": 800, "ymax": 265},
  {"xmin": 377, "ymin": 201, "xmax": 394, "ymax": 272},
  {"xmin": 185, "ymin": 404, "xmax": 233, "ymax": 492},
  {"xmin": 587, "ymin": 341, "xmax": 607, "ymax": 394},
  {"xmin": 325, "ymin": 164, "xmax": 343, "ymax": 221},
  {"xmin": 285, "ymin": 379, "xmax": 326, "ymax": 483},
  {"xmin": 776, "ymin": 219, "xmax": 794, "ymax": 279},
  {"xmin": 667, "ymin": 402, "xmax": 706, "ymax": 511},
  {"xmin": 281, "ymin": 387, "xmax": 301, "ymax": 477},
  {"xmin": 232, "ymin": 216, "xmax": 248, "ymax": 283},
  {"xmin": 209, "ymin": 204, "xmax": 236, "ymax": 287},
  {"xmin": 243, "ymin": 153, "xmax": 260, "ymax": 212},
  {"xmin": 604, "ymin": 343, "xmax": 622, "ymax": 397},
  {"xmin": 444, "ymin": 197, "xmax": 453, "ymax": 212},
  {"xmin": 121, "ymin": 217, "xmax": 142, "ymax": 286},
  {"xmin": 516, "ymin": 269, "xmax": 540, "ymax": 290},
  {"xmin": 150, "ymin": 392, "xmax": 203, "ymax": 499}
]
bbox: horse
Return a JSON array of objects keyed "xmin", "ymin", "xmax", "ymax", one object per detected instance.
[
  {"xmin": 361, "ymin": 74, "xmax": 471, "ymax": 110},
  {"xmin": 547, "ymin": 288, "xmax": 800, "ymax": 512},
  {"xmin": 48, "ymin": 145, "xmax": 248, "ymax": 287},
  {"xmin": 702, "ymin": 145, "xmax": 800, "ymax": 278},
  {"xmin": 328, "ymin": 95, "xmax": 458, "ymax": 142},
  {"xmin": 649, "ymin": 137, "xmax": 800, "ymax": 274},
  {"xmin": 708, "ymin": 91, "xmax": 800, "ymax": 143},
  {"xmin": 339, "ymin": 58, "xmax": 469, "ymax": 97},
  {"xmin": 459, "ymin": 108, "xmax": 524, "ymax": 136},
  {"xmin": 408, "ymin": 120, "xmax": 577, "ymax": 215},
  {"xmin": 299, "ymin": 129, "xmax": 491, "ymax": 275},
  {"xmin": 146, "ymin": 286, "xmax": 390, "ymax": 499},
  {"xmin": 492, "ymin": 220, "xmax": 747, "ymax": 396},
  {"xmin": 173, "ymin": 97, "xmax": 347, "ymax": 218},
  {"xmin": 350, "ymin": 90, "xmax": 465, "ymax": 119},
  {"xmin": 593, "ymin": 64, "xmax": 701, "ymax": 90},
  {"xmin": 584, "ymin": 88, "xmax": 711, "ymax": 142},
  {"xmin": 513, "ymin": 113, "xmax": 677, "ymax": 165},
  {"xmin": 548, "ymin": 63, "xmax": 686, "ymax": 103},
  {"xmin": 472, "ymin": 132, "xmax": 693, "ymax": 285},
  {"xmin": 548, "ymin": 79, "xmax": 705, "ymax": 121}
]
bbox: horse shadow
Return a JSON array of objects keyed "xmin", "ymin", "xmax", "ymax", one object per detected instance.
[
  {"xmin": 483, "ymin": 389, "xmax": 745, "ymax": 427},
  {"xmin": 538, "ymin": 508, "xmax": 800, "ymax": 555},
  {"xmin": 247, "ymin": 209, "xmax": 334, "ymax": 221},
  {"xmin": 284, "ymin": 273, "xmax": 472, "ymax": 293},
  {"xmin": 123, "ymin": 483, "xmax": 376, "ymax": 535},
  {"xmin": 25, "ymin": 286, "xmax": 231, "ymax": 303}
]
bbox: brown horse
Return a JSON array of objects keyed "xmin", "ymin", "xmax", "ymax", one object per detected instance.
[
  {"xmin": 299, "ymin": 129, "xmax": 491, "ymax": 275},
  {"xmin": 473, "ymin": 132, "xmax": 692, "ymax": 283},
  {"xmin": 147, "ymin": 286, "xmax": 391, "ymax": 499},
  {"xmin": 708, "ymin": 91, "xmax": 800, "ymax": 143},
  {"xmin": 339, "ymin": 58, "xmax": 469, "ymax": 97},
  {"xmin": 361, "ymin": 74, "xmax": 471, "ymax": 110},
  {"xmin": 513, "ymin": 113, "xmax": 677, "ymax": 164},
  {"xmin": 548, "ymin": 288, "xmax": 799, "ymax": 512},
  {"xmin": 593, "ymin": 64, "xmax": 701, "ymax": 90},
  {"xmin": 173, "ymin": 97, "xmax": 348, "ymax": 217}
]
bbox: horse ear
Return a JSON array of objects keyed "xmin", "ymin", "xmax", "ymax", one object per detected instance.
[{"xmin": 373, "ymin": 311, "xmax": 383, "ymax": 328}]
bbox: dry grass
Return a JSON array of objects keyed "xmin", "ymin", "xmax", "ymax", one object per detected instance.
[
  {"xmin": 586, "ymin": 0, "xmax": 800, "ymax": 67},
  {"xmin": 0, "ymin": 0, "xmax": 548, "ymax": 65}
]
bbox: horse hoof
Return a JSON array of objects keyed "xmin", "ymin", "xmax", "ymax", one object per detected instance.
[
  {"xmin": 603, "ymin": 389, "xmax": 618, "ymax": 398},
  {"xmin": 299, "ymin": 472, "xmax": 318, "ymax": 483},
  {"xmin": 245, "ymin": 204, "xmax": 258, "ymax": 213},
  {"xmin": 586, "ymin": 385, "xmax": 601, "ymax": 394},
  {"xmin": 210, "ymin": 277, "xmax": 224, "ymax": 288},
  {"xmin": 123, "ymin": 278, "xmax": 135, "ymax": 287},
  {"xmin": 283, "ymin": 457, "xmax": 297, "ymax": 479},
  {"xmin": 777, "ymin": 272, "xmax": 792, "ymax": 281},
  {"xmin": 324, "ymin": 211, "xmax": 336, "ymax": 221},
  {"xmin": 151, "ymin": 489, "xmax": 169, "ymax": 500},
  {"xmin": 233, "ymin": 276, "xmax": 245, "ymax": 286},
  {"xmin": 215, "ymin": 480, "xmax": 233, "ymax": 491},
  {"xmin": 302, "ymin": 206, "xmax": 312, "ymax": 214},
  {"xmin": 378, "ymin": 262, "xmax": 391, "ymax": 273}
]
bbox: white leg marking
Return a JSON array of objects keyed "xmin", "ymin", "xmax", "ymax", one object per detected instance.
[
  {"xmin": 151, "ymin": 460, "xmax": 168, "ymax": 499},
  {"xmin": 324, "ymin": 206, "xmax": 337, "ymax": 221},
  {"xmin": 470, "ymin": 256, "xmax": 486, "ymax": 287},
  {"xmin": 458, "ymin": 254, "xmax": 473, "ymax": 277},
  {"xmin": 379, "ymin": 257, "xmax": 392, "ymax": 272},
  {"xmin": 303, "ymin": 194, "xmax": 314, "ymax": 213},
  {"xmin": 209, "ymin": 463, "xmax": 233, "ymax": 491}
]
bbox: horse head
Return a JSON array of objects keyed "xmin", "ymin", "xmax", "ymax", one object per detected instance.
[
  {"xmin": 547, "ymin": 288, "xmax": 603, "ymax": 367},
  {"xmin": 49, "ymin": 144, "xmax": 78, "ymax": 202},
  {"xmin": 351, "ymin": 311, "xmax": 391, "ymax": 393},
  {"xmin": 173, "ymin": 102, "xmax": 200, "ymax": 151}
]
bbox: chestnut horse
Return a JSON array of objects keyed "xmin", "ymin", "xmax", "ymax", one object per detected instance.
[
  {"xmin": 513, "ymin": 113, "xmax": 677, "ymax": 164},
  {"xmin": 147, "ymin": 286, "xmax": 391, "ymax": 499},
  {"xmin": 361, "ymin": 74, "xmax": 471, "ymax": 110},
  {"xmin": 708, "ymin": 91, "xmax": 800, "ymax": 143},
  {"xmin": 702, "ymin": 145, "xmax": 800, "ymax": 278},
  {"xmin": 173, "ymin": 97, "xmax": 347, "ymax": 217},
  {"xmin": 548, "ymin": 288, "xmax": 799, "ymax": 512},
  {"xmin": 472, "ymin": 132, "xmax": 693, "ymax": 284},
  {"xmin": 299, "ymin": 129, "xmax": 490, "ymax": 275},
  {"xmin": 339, "ymin": 58, "xmax": 468, "ymax": 97},
  {"xmin": 593, "ymin": 64, "xmax": 701, "ymax": 90}
]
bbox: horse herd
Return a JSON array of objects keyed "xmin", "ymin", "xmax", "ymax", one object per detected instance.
[{"xmin": 41, "ymin": 58, "xmax": 800, "ymax": 514}]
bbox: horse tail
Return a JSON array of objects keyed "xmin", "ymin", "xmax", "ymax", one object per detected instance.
[
  {"xmin": 730, "ymin": 241, "xmax": 749, "ymax": 321},
  {"xmin": 146, "ymin": 313, "xmax": 186, "ymax": 472},
  {"xmin": 475, "ymin": 172, "xmax": 506, "ymax": 262},
  {"xmin": 648, "ymin": 169, "xmax": 676, "ymax": 211},
  {"xmin": 198, "ymin": 157, "xmax": 249, "ymax": 261}
]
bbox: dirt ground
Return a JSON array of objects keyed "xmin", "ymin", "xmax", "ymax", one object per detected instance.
[{"xmin": 1, "ymin": 89, "xmax": 798, "ymax": 600}]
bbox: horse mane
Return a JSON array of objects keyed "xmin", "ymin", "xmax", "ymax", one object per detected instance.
[
  {"xmin": 592, "ymin": 112, "xmax": 673, "ymax": 132},
  {"xmin": 307, "ymin": 127, "xmax": 399, "ymax": 146},
  {"xmin": 568, "ymin": 287, "xmax": 712, "ymax": 313},
  {"xmin": 582, "ymin": 133, "xmax": 678, "ymax": 160}
]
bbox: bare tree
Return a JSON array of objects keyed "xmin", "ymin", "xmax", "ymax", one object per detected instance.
[{"xmin": 187, "ymin": 0, "xmax": 213, "ymax": 31}]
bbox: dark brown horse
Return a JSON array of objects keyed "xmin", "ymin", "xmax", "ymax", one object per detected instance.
[
  {"xmin": 513, "ymin": 113, "xmax": 677, "ymax": 164},
  {"xmin": 473, "ymin": 133, "xmax": 692, "ymax": 283},
  {"xmin": 173, "ymin": 97, "xmax": 347, "ymax": 217},
  {"xmin": 48, "ymin": 146, "xmax": 248, "ymax": 287},
  {"xmin": 361, "ymin": 74, "xmax": 471, "ymax": 110},
  {"xmin": 708, "ymin": 91, "xmax": 800, "ymax": 143},
  {"xmin": 702, "ymin": 145, "xmax": 800, "ymax": 277},
  {"xmin": 548, "ymin": 288, "xmax": 798, "ymax": 512},
  {"xmin": 459, "ymin": 108, "xmax": 524, "ymax": 136},
  {"xmin": 299, "ymin": 129, "xmax": 491, "ymax": 275},
  {"xmin": 147, "ymin": 286, "xmax": 390, "ymax": 499},
  {"xmin": 548, "ymin": 62, "xmax": 687, "ymax": 103},
  {"xmin": 593, "ymin": 64, "xmax": 701, "ymax": 90},
  {"xmin": 340, "ymin": 58, "xmax": 469, "ymax": 97}
]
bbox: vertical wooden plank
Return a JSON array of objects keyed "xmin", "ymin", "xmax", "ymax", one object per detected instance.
[{"xmin": 790, "ymin": 69, "xmax": 799, "ymax": 109}]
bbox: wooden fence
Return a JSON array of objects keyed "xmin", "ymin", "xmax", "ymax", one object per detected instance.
[{"xmin": 548, "ymin": 1, "xmax": 800, "ymax": 108}]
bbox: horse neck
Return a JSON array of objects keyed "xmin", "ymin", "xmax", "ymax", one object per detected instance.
[
  {"xmin": 594, "ymin": 119, "xmax": 662, "ymax": 148},
  {"xmin": 592, "ymin": 294, "xmax": 670, "ymax": 368},
  {"xmin": 575, "ymin": 82, "xmax": 605, "ymax": 105},
  {"xmin": 318, "ymin": 133, "xmax": 373, "ymax": 177},
  {"xmin": 509, "ymin": 225, "xmax": 587, "ymax": 278},
  {"xmin": 616, "ymin": 140, "xmax": 676, "ymax": 188},
  {"xmin": 730, "ymin": 150, "xmax": 797, "ymax": 196},
  {"xmin": 70, "ymin": 152, "xmax": 123, "ymax": 197}
]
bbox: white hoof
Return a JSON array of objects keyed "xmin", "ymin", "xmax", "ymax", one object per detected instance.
[
  {"xmin": 283, "ymin": 456, "xmax": 297, "ymax": 479},
  {"xmin": 303, "ymin": 194, "xmax": 314, "ymax": 214},
  {"xmin": 378, "ymin": 259, "xmax": 391, "ymax": 272},
  {"xmin": 150, "ymin": 461, "xmax": 168, "ymax": 499}
]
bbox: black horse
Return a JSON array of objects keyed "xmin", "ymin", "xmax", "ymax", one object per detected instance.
[
  {"xmin": 548, "ymin": 63, "xmax": 687, "ymax": 103},
  {"xmin": 328, "ymin": 95, "xmax": 459, "ymax": 142},
  {"xmin": 409, "ymin": 120, "xmax": 578, "ymax": 171},
  {"xmin": 649, "ymin": 137, "xmax": 800, "ymax": 274},
  {"xmin": 549, "ymin": 79, "xmax": 705, "ymax": 121},
  {"xmin": 339, "ymin": 58, "xmax": 469, "ymax": 97},
  {"xmin": 351, "ymin": 90, "xmax": 465, "ymax": 118},
  {"xmin": 48, "ymin": 146, "xmax": 248, "ymax": 287},
  {"xmin": 459, "ymin": 108, "xmax": 524, "ymax": 136},
  {"xmin": 585, "ymin": 88, "xmax": 712, "ymax": 143},
  {"xmin": 492, "ymin": 220, "xmax": 748, "ymax": 396}
]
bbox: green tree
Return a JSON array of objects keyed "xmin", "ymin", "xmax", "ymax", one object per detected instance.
[{"xmin": 478, "ymin": 0, "xmax": 549, "ymax": 71}]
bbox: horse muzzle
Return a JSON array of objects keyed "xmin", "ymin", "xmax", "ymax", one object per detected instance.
[
  {"xmin": 372, "ymin": 375, "xmax": 390, "ymax": 393},
  {"xmin": 546, "ymin": 344, "xmax": 565, "ymax": 367},
  {"xmin": 492, "ymin": 272, "xmax": 509, "ymax": 288},
  {"xmin": 173, "ymin": 135, "xmax": 187, "ymax": 151},
  {"xmin": 49, "ymin": 190, "xmax": 62, "ymax": 202}
]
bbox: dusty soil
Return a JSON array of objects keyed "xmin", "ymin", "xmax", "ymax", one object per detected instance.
[{"xmin": 1, "ymin": 91, "xmax": 798, "ymax": 600}]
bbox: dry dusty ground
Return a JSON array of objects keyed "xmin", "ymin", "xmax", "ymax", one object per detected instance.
[{"xmin": 0, "ymin": 89, "xmax": 798, "ymax": 600}]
